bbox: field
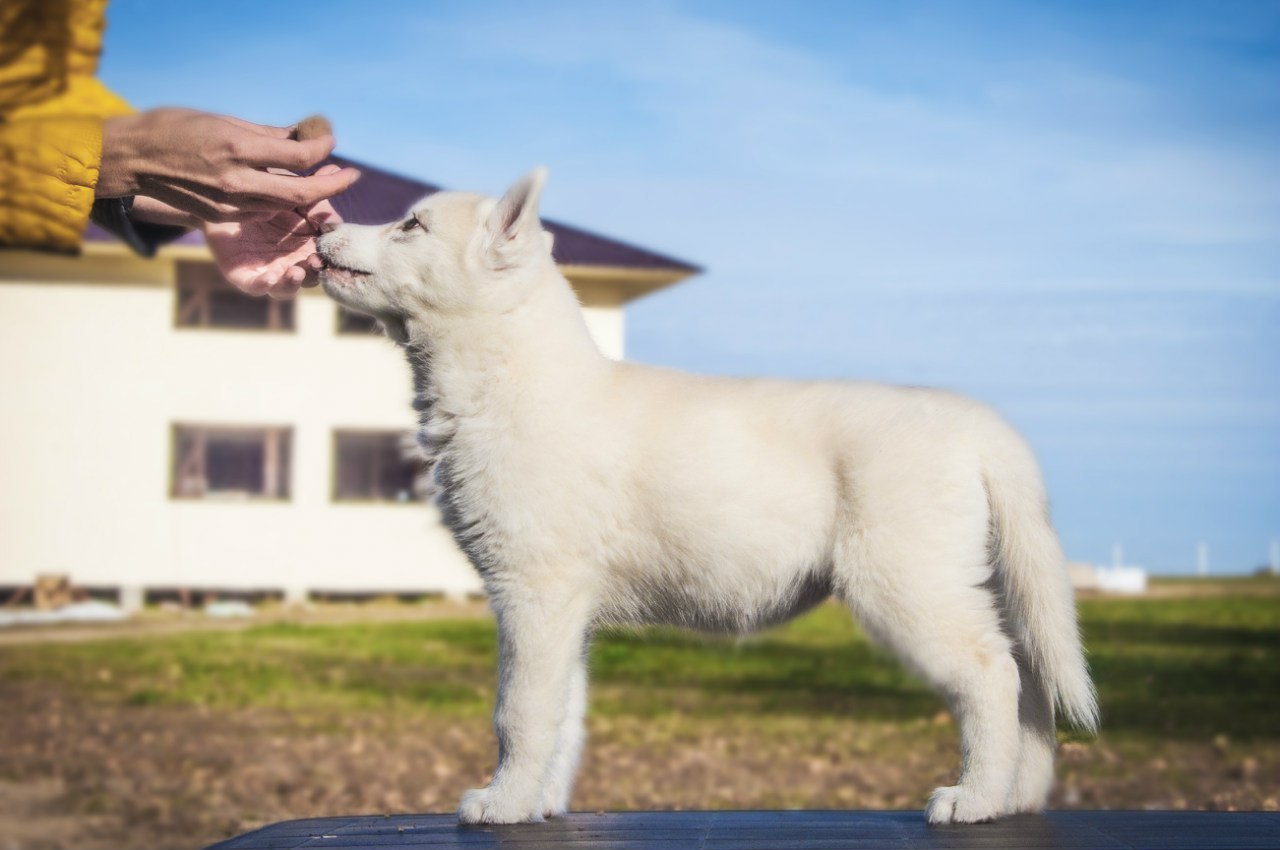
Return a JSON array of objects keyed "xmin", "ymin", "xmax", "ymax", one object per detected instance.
[{"xmin": 1, "ymin": 577, "xmax": 1277, "ymax": 850}]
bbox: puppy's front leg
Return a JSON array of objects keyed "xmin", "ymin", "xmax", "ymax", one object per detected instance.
[
  {"xmin": 458, "ymin": 591, "xmax": 590, "ymax": 824},
  {"xmin": 540, "ymin": 649, "xmax": 589, "ymax": 817}
]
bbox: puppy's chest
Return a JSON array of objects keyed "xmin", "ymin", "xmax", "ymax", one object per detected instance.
[
  {"xmin": 412, "ymin": 393, "xmax": 458, "ymax": 463},
  {"xmin": 415, "ymin": 397, "xmax": 530, "ymax": 516}
]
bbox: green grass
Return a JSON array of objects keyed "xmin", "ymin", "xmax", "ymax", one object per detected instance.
[
  {"xmin": 3, "ymin": 578, "xmax": 1277, "ymax": 742},
  {"xmin": 1078, "ymin": 591, "xmax": 1280, "ymax": 740}
]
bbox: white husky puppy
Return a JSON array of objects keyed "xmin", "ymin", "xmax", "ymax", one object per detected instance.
[{"xmin": 317, "ymin": 168, "xmax": 1098, "ymax": 826}]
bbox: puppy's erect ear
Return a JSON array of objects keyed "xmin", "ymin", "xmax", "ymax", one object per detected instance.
[{"xmin": 483, "ymin": 167, "xmax": 548, "ymax": 268}]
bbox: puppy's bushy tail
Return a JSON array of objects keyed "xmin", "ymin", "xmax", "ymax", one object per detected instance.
[{"xmin": 984, "ymin": 440, "xmax": 1099, "ymax": 733}]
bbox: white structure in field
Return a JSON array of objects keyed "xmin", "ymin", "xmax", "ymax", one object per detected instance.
[
  {"xmin": 1094, "ymin": 566, "xmax": 1148, "ymax": 595},
  {"xmin": 0, "ymin": 159, "xmax": 698, "ymax": 604},
  {"xmin": 1093, "ymin": 544, "xmax": 1148, "ymax": 595},
  {"xmin": 1066, "ymin": 545, "xmax": 1148, "ymax": 595}
]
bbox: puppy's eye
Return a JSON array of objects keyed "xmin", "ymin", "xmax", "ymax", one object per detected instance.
[{"xmin": 401, "ymin": 217, "xmax": 422, "ymax": 233}]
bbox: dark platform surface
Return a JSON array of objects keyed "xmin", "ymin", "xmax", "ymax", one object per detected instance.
[{"xmin": 206, "ymin": 810, "xmax": 1280, "ymax": 850}]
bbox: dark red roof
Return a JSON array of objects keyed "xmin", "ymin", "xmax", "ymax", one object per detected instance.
[{"xmin": 85, "ymin": 156, "xmax": 701, "ymax": 275}]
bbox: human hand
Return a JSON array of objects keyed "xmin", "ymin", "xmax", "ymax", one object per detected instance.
[
  {"xmin": 202, "ymin": 165, "xmax": 346, "ymax": 299},
  {"xmin": 98, "ymin": 108, "xmax": 360, "ymax": 224}
]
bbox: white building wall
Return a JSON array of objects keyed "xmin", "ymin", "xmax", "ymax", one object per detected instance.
[{"xmin": 0, "ymin": 252, "xmax": 626, "ymax": 598}]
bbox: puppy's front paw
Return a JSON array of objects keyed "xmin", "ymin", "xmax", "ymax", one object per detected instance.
[
  {"xmin": 540, "ymin": 781, "xmax": 570, "ymax": 819},
  {"xmin": 457, "ymin": 786, "xmax": 545, "ymax": 825},
  {"xmin": 925, "ymin": 785, "xmax": 1003, "ymax": 825}
]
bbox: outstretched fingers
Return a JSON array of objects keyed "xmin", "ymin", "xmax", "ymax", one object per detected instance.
[
  {"xmin": 235, "ymin": 264, "xmax": 305, "ymax": 299},
  {"xmin": 215, "ymin": 114, "xmax": 293, "ymax": 139},
  {"xmin": 266, "ymin": 267, "xmax": 306, "ymax": 300},
  {"xmin": 240, "ymin": 132, "xmax": 337, "ymax": 173},
  {"xmin": 236, "ymin": 166, "xmax": 361, "ymax": 210}
]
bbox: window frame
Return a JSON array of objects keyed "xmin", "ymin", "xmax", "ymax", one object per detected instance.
[
  {"xmin": 170, "ymin": 423, "xmax": 294, "ymax": 502},
  {"xmin": 174, "ymin": 261, "xmax": 296, "ymax": 333},
  {"xmin": 331, "ymin": 429, "xmax": 425, "ymax": 504},
  {"xmin": 334, "ymin": 304, "xmax": 383, "ymax": 336}
]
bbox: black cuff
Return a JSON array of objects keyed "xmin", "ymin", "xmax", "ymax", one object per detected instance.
[{"xmin": 90, "ymin": 196, "xmax": 190, "ymax": 258}]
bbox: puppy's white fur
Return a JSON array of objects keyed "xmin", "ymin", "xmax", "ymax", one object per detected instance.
[{"xmin": 318, "ymin": 169, "xmax": 1098, "ymax": 825}]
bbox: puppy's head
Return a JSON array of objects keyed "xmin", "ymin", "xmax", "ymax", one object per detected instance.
[{"xmin": 317, "ymin": 168, "xmax": 552, "ymax": 334}]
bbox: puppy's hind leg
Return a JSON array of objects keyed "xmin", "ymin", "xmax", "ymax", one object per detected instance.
[
  {"xmin": 837, "ymin": 530, "xmax": 1021, "ymax": 823},
  {"xmin": 1010, "ymin": 652, "xmax": 1056, "ymax": 812}
]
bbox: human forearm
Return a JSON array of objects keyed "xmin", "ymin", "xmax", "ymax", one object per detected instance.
[
  {"xmin": 127, "ymin": 196, "xmax": 201, "ymax": 230},
  {"xmin": 97, "ymin": 108, "xmax": 358, "ymax": 222},
  {"xmin": 97, "ymin": 113, "xmax": 146, "ymax": 198}
]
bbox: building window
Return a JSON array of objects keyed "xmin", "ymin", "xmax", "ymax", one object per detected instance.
[
  {"xmin": 336, "ymin": 306, "xmax": 382, "ymax": 335},
  {"xmin": 172, "ymin": 425, "xmax": 292, "ymax": 500},
  {"xmin": 334, "ymin": 431, "xmax": 423, "ymax": 502},
  {"xmin": 175, "ymin": 262, "xmax": 295, "ymax": 331}
]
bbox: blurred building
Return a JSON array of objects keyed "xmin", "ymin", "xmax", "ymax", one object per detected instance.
[
  {"xmin": 1067, "ymin": 555, "xmax": 1149, "ymax": 596},
  {"xmin": 0, "ymin": 158, "xmax": 698, "ymax": 606}
]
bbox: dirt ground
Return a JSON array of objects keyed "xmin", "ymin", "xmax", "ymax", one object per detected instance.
[{"xmin": 1, "ymin": 678, "xmax": 1276, "ymax": 850}]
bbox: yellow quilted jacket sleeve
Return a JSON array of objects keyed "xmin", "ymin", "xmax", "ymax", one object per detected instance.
[{"xmin": 0, "ymin": 0, "xmax": 133, "ymax": 252}]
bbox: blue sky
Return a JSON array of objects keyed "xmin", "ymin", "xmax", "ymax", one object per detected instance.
[{"xmin": 101, "ymin": 1, "xmax": 1280, "ymax": 573}]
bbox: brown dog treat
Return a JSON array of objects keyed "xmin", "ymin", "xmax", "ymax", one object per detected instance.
[{"xmin": 291, "ymin": 114, "xmax": 332, "ymax": 142}]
